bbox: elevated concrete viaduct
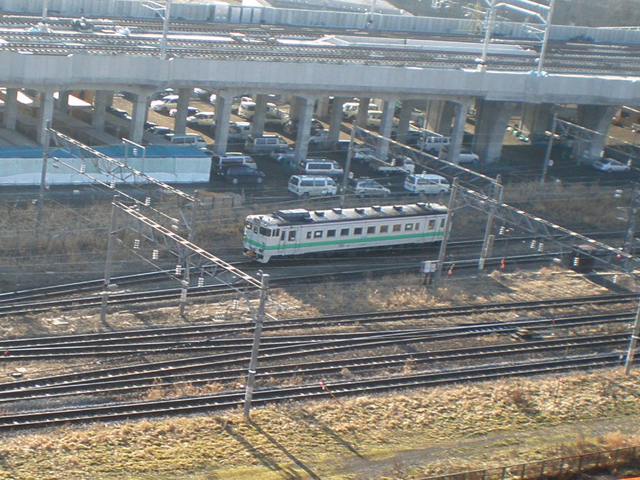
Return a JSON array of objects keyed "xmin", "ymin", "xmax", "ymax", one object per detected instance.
[{"xmin": 0, "ymin": 50, "xmax": 638, "ymax": 163}]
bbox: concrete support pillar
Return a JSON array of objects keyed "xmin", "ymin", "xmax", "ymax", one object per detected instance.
[
  {"xmin": 577, "ymin": 105, "xmax": 619, "ymax": 158},
  {"xmin": 356, "ymin": 97, "xmax": 371, "ymax": 128},
  {"xmin": 473, "ymin": 100, "xmax": 516, "ymax": 164},
  {"xmin": 448, "ymin": 99, "xmax": 472, "ymax": 164},
  {"xmin": 289, "ymin": 96, "xmax": 304, "ymax": 122},
  {"xmin": 93, "ymin": 90, "xmax": 110, "ymax": 130},
  {"xmin": 396, "ymin": 100, "xmax": 415, "ymax": 144},
  {"xmin": 129, "ymin": 94, "xmax": 148, "ymax": 144},
  {"xmin": 423, "ymin": 100, "xmax": 444, "ymax": 133},
  {"xmin": 439, "ymin": 101, "xmax": 456, "ymax": 136},
  {"xmin": 37, "ymin": 89, "xmax": 55, "ymax": 146},
  {"xmin": 328, "ymin": 97, "xmax": 348, "ymax": 143},
  {"xmin": 377, "ymin": 98, "xmax": 397, "ymax": 160},
  {"xmin": 173, "ymin": 87, "xmax": 191, "ymax": 135},
  {"xmin": 521, "ymin": 103, "xmax": 553, "ymax": 135},
  {"xmin": 294, "ymin": 96, "xmax": 315, "ymax": 163},
  {"xmin": 57, "ymin": 91, "xmax": 70, "ymax": 114},
  {"xmin": 251, "ymin": 94, "xmax": 269, "ymax": 137},
  {"xmin": 213, "ymin": 91, "xmax": 234, "ymax": 155},
  {"xmin": 3, "ymin": 88, "xmax": 18, "ymax": 130},
  {"xmin": 315, "ymin": 97, "xmax": 331, "ymax": 119}
]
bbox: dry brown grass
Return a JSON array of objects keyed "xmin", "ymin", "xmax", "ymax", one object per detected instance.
[{"xmin": 0, "ymin": 371, "xmax": 638, "ymax": 480}]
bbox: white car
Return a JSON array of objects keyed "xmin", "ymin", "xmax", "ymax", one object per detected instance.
[
  {"xmin": 150, "ymin": 95, "xmax": 179, "ymax": 113},
  {"xmin": 169, "ymin": 106, "xmax": 198, "ymax": 118},
  {"xmin": 349, "ymin": 178, "xmax": 391, "ymax": 197},
  {"xmin": 592, "ymin": 158, "xmax": 631, "ymax": 173},
  {"xmin": 186, "ymin": 112, "xmax": 216, "ymax": 127}
]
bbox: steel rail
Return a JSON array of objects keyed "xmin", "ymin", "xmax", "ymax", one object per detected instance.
[
  {"xmin": 0, "ymin": 334, "xmax": 626, "ymax": 404},
  {"xmin": 0, "ymin": 353, "xmax": 634, "ymax": 431}
]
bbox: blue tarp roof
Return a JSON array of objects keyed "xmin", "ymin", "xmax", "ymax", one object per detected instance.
[{"xmin": 0, "ymin": 145, "xmax": 208, "ymax": 159}]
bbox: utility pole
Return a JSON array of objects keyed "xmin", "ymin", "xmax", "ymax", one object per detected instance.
[{"xmin": 243, "ymin": 272, "xmax": 270, "ymax": 419}]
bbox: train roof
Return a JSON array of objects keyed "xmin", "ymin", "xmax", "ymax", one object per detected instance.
[{"xmin": 252, "ymin": 203, "xmax": 447, "ymax": 226}]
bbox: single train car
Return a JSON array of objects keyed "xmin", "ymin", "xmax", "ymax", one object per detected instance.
[{"xmin": 243, "ymin": 202, "xmax": 448, "ymax": 263}]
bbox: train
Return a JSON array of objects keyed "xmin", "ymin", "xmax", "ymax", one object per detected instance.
[{"xmin": 243, "ymin": 202, "xmax": 448, "ymax": 263}]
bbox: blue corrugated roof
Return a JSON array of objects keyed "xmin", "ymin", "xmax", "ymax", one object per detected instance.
[{"xmin": 0, "ymin": 145, "xmax": 208, "ymax": 158}]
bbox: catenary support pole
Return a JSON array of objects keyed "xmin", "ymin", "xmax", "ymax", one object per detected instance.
[
  {"xmin": 478, "ymin": 176, "xmax": 503, "ymax": 270},
  {"xmin": 435, "ymin": 178, "xmax": 459, "ymax": 284},
  {"xmin": 36, "ymin": 126, "xmax": 51, "ymax": 234},
  {"xmin": 540, "ymin": 114, "xmax": 557, "ymax": 183},
  {"xmin": 100, "ymin": 198, "xmax": 119, "ymax": 325},
  {"xmin": 243, "ymin": 273, "xmax": 270, "ymax": 419},
  {"xmin": 625, "ymin": 298, "xmax": 640, "ymax": 374}
]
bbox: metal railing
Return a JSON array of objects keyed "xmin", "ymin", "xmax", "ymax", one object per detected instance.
[{"xmin": 421, "ymin": 446, "xmax": 640, "ymax": 480}]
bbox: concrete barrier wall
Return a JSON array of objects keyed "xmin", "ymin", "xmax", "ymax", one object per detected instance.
[{"xmin": 3, "ymin": 0, "xmax": 640, "ymax": 45}]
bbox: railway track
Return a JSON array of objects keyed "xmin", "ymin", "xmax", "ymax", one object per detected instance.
[
  {"xmin": 1, "ymin": 24, "xmax": 640, "ymax": 76},
  {"xmin": 0, "ymin": 334, "xmax": 627, "ymax": 406},
  {"xmin": 0, "ymin": 353, "xmax": 633, "ymax": 431}
]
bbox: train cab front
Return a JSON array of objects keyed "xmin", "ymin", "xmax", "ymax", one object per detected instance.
[{"xmin": 243, "ymin": 216, "xmax": 271, "ymax": 263}]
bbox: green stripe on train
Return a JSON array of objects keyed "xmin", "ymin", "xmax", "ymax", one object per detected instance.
[{"xmin": 245, "ymin": 231, "xmax": 444, "ymax": 251}]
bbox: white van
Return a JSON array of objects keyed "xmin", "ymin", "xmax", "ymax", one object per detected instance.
[
  {"xmin": 228, "ymin": 122, "xmax": 252, "ymax": 142},
  {"xmin": 211, "ymin": 153, "xmax": 257, "ymax": 175},
  {"xmin": 238, "ymin": 100, "xmax": 256, "ymax": 120},
  {"xmin": 342, "ymin": 102, "xmax": 379, "ymax": 121},
  {"xmin": 421, "ymin": 136, "xmax": 450, "ymax": 155},
  {"xmin": 245, "ymin": 134, "xmax": 288, "ymax": 154},
  {"xmin": 403, "ymin": 174, "xmax": 450, "ymax": 195},
  {"xmin": 288, "ymin": 175, "xmax": 338, "ymax": 197},
  {"xmin": 164, "ymin": 133, "xmax": 207, "ymax": 148},
  {"xmin": 366, "ymin": 110, "xmax": 384, "ymax": 128}
]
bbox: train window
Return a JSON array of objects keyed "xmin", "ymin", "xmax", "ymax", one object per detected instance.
[
  {"xmin": 340, "ymin": 228, "xmax": 349, "ymax": 237},
  {"xmin": 288, "ymin": 231, "xmax": 296, "ymax": 241},
  {"xmin": 380, "ymin": 225, "xmax": 389, "ymax": 233},
  {"xmin": 354, "ymin": 227, "xmax": 363, "ymax": 235},
  {"xmin": 367, "ymin": 226, "xmax": 375, "ymax": 234},
  {"xmin": 314, "ymin": 231, "xmax": 323, "ymax": 238},
  {"xmin": 253, "ymin": 226, "xmax": 258, "ymax": 233},
  {"xmin": 392, "ymin": 224, "xmax": 401, "ymax": 232},
  {"xmin": 405, "ymin": 223, "xmax": 413, "ymax": 231},
  {"xmin": 281, "ymin": 231, "xmax": 286, "ymax": 240},
  {"xmin": 440, "ymin": 219, "xmax": 445, "ymax": 228},
  {"xmin": 428, "ymin": 220, "xmax": 435, "ymax": 230},
  {"xmin": 307, "ymin": 231, "xmax": 312, "ymax": 239},
  {"xmin": 327, "ymin": 229, "xmax": 336, "ymax": 237},
  {"xmin": 259, "ymin": 227, "xmax": 269, "ymax": 236},
  {"xmin": 414, "ymin": 223, "xmax": 420, "ymax": 230},
  {"xmin": 274, "ymin": 229, "xmax": 280, "ymax": 237}
]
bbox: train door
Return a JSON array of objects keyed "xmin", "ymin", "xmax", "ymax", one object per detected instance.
[{"xmin": 278, "ymin": 227, "xmax": 300, "ymax": 256}]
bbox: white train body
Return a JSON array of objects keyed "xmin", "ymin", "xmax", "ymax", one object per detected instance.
[{"xmin": 243, "ymin": 202, "xmax": 448, "ymax": 263}]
